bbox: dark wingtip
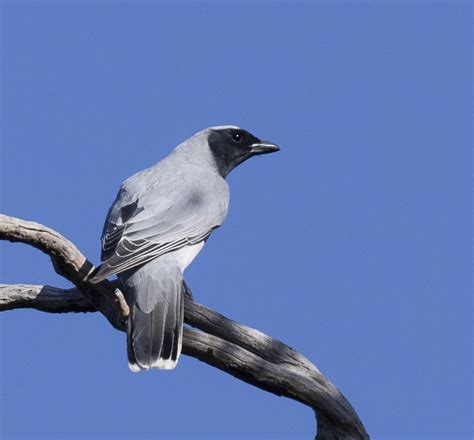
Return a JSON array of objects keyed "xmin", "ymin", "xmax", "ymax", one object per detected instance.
[{"xmin": 87, "ymin": 264, "xmax": 110, "ymax": 284}]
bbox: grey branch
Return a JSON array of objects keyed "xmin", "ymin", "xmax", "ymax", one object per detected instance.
[{"xmin": 0, "ymin": 214, "xmax": 368, "ymax": 439}]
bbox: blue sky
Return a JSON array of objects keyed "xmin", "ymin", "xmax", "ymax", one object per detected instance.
[{"xmin": 1, "ymin": 1, "xmax": 471, "ymax": 439}]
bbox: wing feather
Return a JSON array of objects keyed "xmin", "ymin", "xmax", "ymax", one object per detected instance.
[{"xmin": 90, "ymin": 164, "xmax": 228, "ymax": 283}]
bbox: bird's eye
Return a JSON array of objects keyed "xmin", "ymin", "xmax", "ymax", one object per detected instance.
[{"xmin": 232, "ymin": 132, "xmax": 242, "ymax": 143}]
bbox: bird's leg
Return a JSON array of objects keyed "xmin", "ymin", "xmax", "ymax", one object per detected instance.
[{"xmin": 183, "ymin": 280, "xmax": 194, "ymax": 300}]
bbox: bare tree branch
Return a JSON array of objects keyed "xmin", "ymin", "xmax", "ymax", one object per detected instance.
[
  {"xmin": 0, "ymin": 214, "xmax": 369, "ymax": 439},
  {"xmin": 0, "ymin": 214, "xmax": 127, "ymax": 329}
]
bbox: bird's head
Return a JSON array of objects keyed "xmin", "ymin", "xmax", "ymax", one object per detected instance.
[{"xmin": 205, "ymin": 126, "xmax": 279, "ymax": 177}]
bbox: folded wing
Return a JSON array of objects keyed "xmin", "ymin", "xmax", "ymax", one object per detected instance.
[{"xmin": 89, "ymin": 167, "xmax": 228, "ymax": 283}]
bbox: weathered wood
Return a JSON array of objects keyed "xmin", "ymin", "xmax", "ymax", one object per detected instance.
[
  {"xmin": 0, "ymin": 214, "xmax": 127, "ymax": 329},
  {"xmin": 0, "ymin": 284, "xmax": 95, "ymax": 313},
  {"xmin": 0, "ymin": 215, "xmax": 369, "ymax": 439}
]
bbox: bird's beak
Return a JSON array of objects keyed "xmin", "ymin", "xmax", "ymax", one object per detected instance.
[{"xmin": 250, "ymin": 141, "xmax": 280, "ymax": 155}]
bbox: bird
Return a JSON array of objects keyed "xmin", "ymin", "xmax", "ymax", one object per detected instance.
[{"xmin": 88, "ymin": 126, "xmax": 279, "ymax": 371}]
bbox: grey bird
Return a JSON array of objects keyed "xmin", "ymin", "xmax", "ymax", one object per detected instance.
[{"xmin": 89, "ymin": 126, "xmax": 279, "ymax": 371}]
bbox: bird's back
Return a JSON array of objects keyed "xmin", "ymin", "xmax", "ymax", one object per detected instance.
[{"xmin": 97, "ymin": 151, "xmax": 229, "ymax": 275}]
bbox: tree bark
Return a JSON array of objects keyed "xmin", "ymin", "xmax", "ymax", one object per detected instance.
[{"xmin": 0, "ymin": 214, "xmax": 369, "ymax": 439}]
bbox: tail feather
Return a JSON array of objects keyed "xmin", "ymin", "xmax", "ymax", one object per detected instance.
[
  {"xmin": 171, "ymin": 289, "xmax": 184, "ymax": 361},
  {"xmin": 121, "ymin": 260, "xmax": 184, "ymax": 371}
]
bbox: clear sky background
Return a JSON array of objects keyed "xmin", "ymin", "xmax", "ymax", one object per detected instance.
[{"xmin": 0, "ymin": 1, "xmax": 471, "ymax": 439}]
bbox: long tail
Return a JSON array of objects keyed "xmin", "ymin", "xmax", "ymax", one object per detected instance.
[{"xmin": 120, "ymin": 260, "xmax": 184, "ymax": 371}]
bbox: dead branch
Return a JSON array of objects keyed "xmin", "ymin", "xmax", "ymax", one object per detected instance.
[{"xmin": 0, "ymin": 214, "xmax": 368, "ymax": 439}]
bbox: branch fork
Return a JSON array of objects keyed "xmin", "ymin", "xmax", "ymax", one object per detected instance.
[{"xmin": 0, "ymin": 214, "xmax": 368, "ymax": 439}]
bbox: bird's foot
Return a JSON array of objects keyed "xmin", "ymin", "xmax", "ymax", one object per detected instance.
[{"xmin": 183, "ymin": 281, "xmax": 194, "ymax": 300}]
